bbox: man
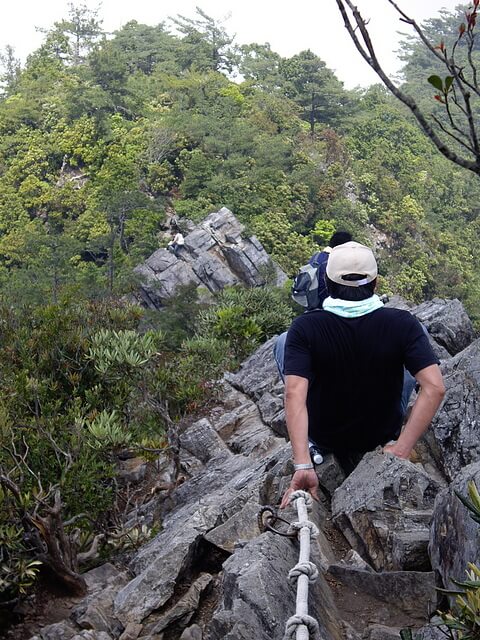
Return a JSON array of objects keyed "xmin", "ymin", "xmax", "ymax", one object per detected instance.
[
  {"xmin": 167, "ymin": 232, "xmax": 185, "ymax": 257},
  {"xmin": 307, "ymin": 230, "xmax": 352, "ymax": 306},
  {"xmin": 274, "ymin": 230, "xmax": 352, "ymax": 380},
  {"xmin": 280, "ymin": 241, "xmax": 445, "ymax": 508}
]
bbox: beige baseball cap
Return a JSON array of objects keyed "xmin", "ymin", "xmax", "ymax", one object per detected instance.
[{"xmin": 326, "ymin": 241, "xmax": 378, "ymax": 287}]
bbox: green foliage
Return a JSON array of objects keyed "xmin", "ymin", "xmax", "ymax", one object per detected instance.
[
  {"xmin": 438, "ymin": 563, "xmax": 480, "ymax": 638},
  {"xmin": 86, "ymin": 410, "xmax": 133, "ymax": 449},
  {"xmin": 455, "ymin": 480, "xmax": 480, "ymax": 526},
  {"xmin": 311, "ymin": 219, "xmax": 336, "ymax": 245},
  {"xmin": 153, "ymin": 335, "xmax": 231, "ymax": 417},
  {"xmin": 87, "ymin": 328, "xmax": 158, "ymax": 374},
  {"xmin": 3, "ymin": 0, "xmax": 480, "ymax": 602},
  {"xmin": 0, "ymin": 299, "xmax": 167, "ymax": 601},
  {"xmin": 197, "ymin": 285, "xmax": 294, "ymax": 361},
  {"xmin": 251, "ymin": 211, "xmax": 316, "ymax": 276}
]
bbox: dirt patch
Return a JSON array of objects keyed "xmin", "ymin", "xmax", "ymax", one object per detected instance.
[
  {"xmin": 0, "ymin": 581, "xmax": 83, "ymax": 640},
  {"xmin": 325, "ymin": 573, "xmax": 426, "ymax": 634}
]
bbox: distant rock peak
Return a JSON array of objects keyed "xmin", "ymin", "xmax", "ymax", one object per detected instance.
[{"xmin": 134, "ymin": 207, "xmax": 287, "ymax": 309}]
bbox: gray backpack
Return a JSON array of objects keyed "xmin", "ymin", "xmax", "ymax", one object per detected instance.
[{"xmin": 291, "ymin": 263, "xmax": 323, "ymax": 310}]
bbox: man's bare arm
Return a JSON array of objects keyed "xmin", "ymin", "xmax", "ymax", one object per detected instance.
[
  {"xmin": 280, "ymin": 374, "xmax": 319, "ymax": 508},
  {"xmin": 285, "ymin": 374, "xmax": 310, "ymax": 464},
  {"xmin": 384, "ymin": 364, "xmax": 445, "ymax": 459}
]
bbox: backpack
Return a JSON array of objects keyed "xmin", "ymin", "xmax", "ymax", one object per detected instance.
[{"xmin": 291, "ymin": 251, "xmax": 329, "ymax": 310}]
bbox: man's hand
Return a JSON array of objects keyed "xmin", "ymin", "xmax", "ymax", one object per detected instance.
[
  {"xmin": 383, "ymin": 441, "xmax": 410, "ymax": 459},
  {"xmin": 384, "ymin": 364, "xmax": 445, "ymax": 461},
  {"xmin": 280, "ymin": 469, "xmax": 319, "ymax": 509}
]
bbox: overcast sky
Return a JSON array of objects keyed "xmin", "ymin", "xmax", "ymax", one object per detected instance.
[{"xmin": 1, "ymin": 0, "xmax": 462, "ymax": 88}]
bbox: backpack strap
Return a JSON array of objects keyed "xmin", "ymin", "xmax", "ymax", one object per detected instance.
[{"xmin": 309, "ymin": 250, "xmax": 329, "ymax": 268}]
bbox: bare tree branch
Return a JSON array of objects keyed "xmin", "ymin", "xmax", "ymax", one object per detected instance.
[
  {"xmin": 431, "ymin": 114, "xmax": 476, "ymax": 153},
  {"xmin": 335, "ymin": 0, "xmax": 480, "ymax": 176}
]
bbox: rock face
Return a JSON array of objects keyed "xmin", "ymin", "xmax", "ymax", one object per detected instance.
[
  {"xmin": 134, "ymin": 208, "xmax": 287, "ymax": 308},
  {"xmin": 426, "ymin": 364, "xmax": 480, "ymax": 481},
  {"xmin": 207, "ymin": 533, "xmax": 343, "ymax": 640},
  {"xmin": 410, "ymin": 298, "xmax": 475, "ymax": 356},
  {"xmin": 429, "ymin": 461, "xmax": 480, "ymax": 591},
  {"xmin": 27, "ymin": 238, "xmax": 480, "ymax": 640},
  {"xmin": 332, "ymin": 451, "xmax": 444, "ymax": 571}
]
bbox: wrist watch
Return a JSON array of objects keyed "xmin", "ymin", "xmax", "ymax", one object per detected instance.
[{"xmin": 294, "ymin": 462, "xmax": 314, "ymax": 471}]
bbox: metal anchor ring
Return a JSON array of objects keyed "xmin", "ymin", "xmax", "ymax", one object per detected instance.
[{"xmin": 257, "ymin": 506, "xmax": 297, "ymax": 538}]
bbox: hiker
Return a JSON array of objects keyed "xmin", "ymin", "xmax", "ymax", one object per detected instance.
[
  {"xmin": 274, "ymin": 230, "xmax": 352, "ymax": 383},
  {"xmin": 308, "ymin": 230, "xmax": 352, "ymax": 304},
  {"xmin": 279, "ymin": 241, "xmax": 445, "ymax": 507},
  {"xmin": 167, "ymin": 232, "xmax": 185, "ymax": 256}
]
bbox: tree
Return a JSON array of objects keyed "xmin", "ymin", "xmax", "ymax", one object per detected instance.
[
  {"xmin": 238, "ymin": 43, "xmax": 283, "ymax": 92},
  {"xmin": 279, "ymin": 50, "xmax": 352, "ymax": 135},
  {"xmin": 0, "ymin": 46, "xmax": 21, "ymax": 97},
  {"xmin": 38, "ymin": 2, "xmax": 104, "ymax": 66},
  {"xmin": 107, "ymin": 21, "xmax": 179, "ymax": 75},
  {"xmin": 170, "ymin": 7, "xmax": 236, "ymax": 73},
  {"xmin": 335, "ymin": 0, "xmax": 480, "ymax": 177}
]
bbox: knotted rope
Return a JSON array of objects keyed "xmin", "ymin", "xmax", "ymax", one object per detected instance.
[{"xmin": 283, "ymin": 490, "xmax": 322, "ymax": 640}]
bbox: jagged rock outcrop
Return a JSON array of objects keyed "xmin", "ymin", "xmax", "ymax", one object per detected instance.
[
  {"xmin": 429, "ymin": 461, "xmax": 480, "ymax": 591},
  {"xmin": 134, "ymin": 208, "xmax": 287, "ymax": 309},
  {"xmin": 332, "ymin": 451, "xmax": 444, "ymax": 571},
  {"xmin": 27, "ymin": 254, "xmax": 480, "ymax": 639},
  {"xmin": 207, "ymin": 533, "xmax": 343, "ymax": 640},
  {"xmin": 410, "ymin": 298, "xmax": 475, "ymax": 356},
  {"xmin": 425, "ymin": 364, "xmax": 480, "ymax": 481}
]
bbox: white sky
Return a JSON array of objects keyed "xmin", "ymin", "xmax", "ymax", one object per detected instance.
[{"xmin": 0, "ymin": 0, "xmax": 462, "ymax": 88}]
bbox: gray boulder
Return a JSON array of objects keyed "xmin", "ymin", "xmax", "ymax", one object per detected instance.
[
  {"xmin": 426, "ymin": 362, "xmax": 480, "ymax": 481},
  {"xmin": 327, "ymin": 565, "xmax": 437, "ymax": 618},
  {"xmin": 224, "ymin": 337, "xmax": 286, "ymax": 438},
  {"xmin": 410, "ymin": 298, "xmax": 475, "ymax": 356},
  {"xmin": 179, "ymin": 418, "xmax": 231, "ymax": 464},
  {"xmin": 332, "ymin": 451, "xmax": 444, "ymax": 571},
  {"xmin": 366, "ymin": 625, "xmax": 403, "ymax": 640},
  {"xmin": 206, "ymin": 533, "xmax": 344, "ymax": 640},
  {"xmin": 142, "ymin": 573, "xmax": 212, "ymax": 635},
  {"xmin": 114, "ymin": 444, "xmax": 287, "ymax": 624},
  {"xmin": 35, "ymin": 622, "xmax": 78, "ymax": 640},
  {"xmin": 448, "ymin": 335, "xmax": 480, "ymax": 387},
  {"xmin": 411, "ymin": 623, "xmax": 446, "ymax": 639}
]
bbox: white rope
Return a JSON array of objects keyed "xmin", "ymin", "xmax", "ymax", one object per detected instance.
[{"xmin": 283, "ymin": 490, "xmax": 322, "ymax": 640}]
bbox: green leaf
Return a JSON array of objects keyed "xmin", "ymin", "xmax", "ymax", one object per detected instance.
[
  {"xmin": 445, "ymin": 76, "xmax": 454, "ymax": 92},
  {"xmin": 428, "ymin": 75, "xmax": 444, "ymax": 91}
]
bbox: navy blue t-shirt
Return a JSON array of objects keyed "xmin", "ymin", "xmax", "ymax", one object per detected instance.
[{"xmin": 284, "ymin": 307, "xmax": 439, "ymax": 453}]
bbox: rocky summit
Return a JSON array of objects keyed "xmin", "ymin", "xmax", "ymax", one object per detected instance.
[
  {"xmin": 28, "ymin": 216, "xmax": 480, "ymax": 640},
  {"xmin": 133, "ymin": 208, "xmax": 287, "ymax": 309}
]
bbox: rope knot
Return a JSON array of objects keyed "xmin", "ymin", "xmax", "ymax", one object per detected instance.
[
  {"xmin": 287, "ymin": 520, "xmax": 319, "ymax": 539},
  {"xmin": 288, "ymin": 560, "xmax": 319, "ymax": 584},
  {"xmin": 284, "ymin": 613, "xmax": 321, "ymax": 640},
  {"xmin": 289, "ymin": 489, "xmax": 314, "ymax": 510}
]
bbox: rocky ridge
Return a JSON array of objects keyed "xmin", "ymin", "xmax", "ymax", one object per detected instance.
[
  {"xmin": 133, "ymin": 207, "xmax": 287, "ymax": 309},
  {"xmin": 26, "ymin": 212, "xmax": 480, "ymax": 640},
  {"xmin": 27, "ymin": 294, "xmax": 480, "ymax": 640}
]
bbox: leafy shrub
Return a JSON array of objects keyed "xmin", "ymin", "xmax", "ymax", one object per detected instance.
[
  {"xmin": 153, "ymin": 336, "xmax": 231, "ymax": 417},
  {"xmin": 0, "ymin": 300, "xmax": 165, "ymax": 601},
  {"xmin": 438, "ymin": 563, "xmax": 480, "ymax": 638},
  {"xmin": 196, "ymin": 284, "xmax": 294, "ymax": 361}
]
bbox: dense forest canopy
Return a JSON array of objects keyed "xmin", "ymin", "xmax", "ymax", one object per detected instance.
[
  {"xmin": 0, "ymin": 2, "xmax": 479, "ymax": 311},
  {"xmin": 1, "ymin": 1, "xmax": 480, "ymax": 608}
]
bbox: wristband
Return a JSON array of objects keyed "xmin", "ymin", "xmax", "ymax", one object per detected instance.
[{"xmin": 294, "ymin": 462, "xmax": 314, "ymax": 471}]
